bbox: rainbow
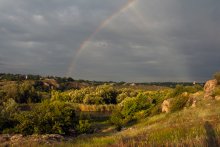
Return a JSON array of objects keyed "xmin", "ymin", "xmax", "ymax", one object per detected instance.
[
  {"xmin": 66, "ymin": 0, "xmax": 191, "ymax": 81},
  {"xmin": 66, "ymin": 0, "xmax": 138, "ymax": 77}
]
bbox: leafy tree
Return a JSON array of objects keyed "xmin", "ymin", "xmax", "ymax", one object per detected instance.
[
  {"xmin": 110, "ymin": 108, "xmax": 125, "ymax": 131},
  {"xmin": 83, "ymin": 94, "xmax": 103, "ymax": 105},
  {"xmin": 0, "ymin": 99, "xmax": 18, "ymax": 133},
  {"xmin": 15, "ymin": 111, "xmax": 36, "ymax": 135},
  {"xmin": 96, "ymin": 85, "xmax": 117, "ymax": 104},
  {"xmin": 2, "ymin": 82, "xmax": 20, "ymax": 102},
  {"xmin": 121, "ymin": 94, "xmax": 152, "ymax": 118},
  {"xmin": 51, "ymin": 90, "xmax": 70, "ymax": 102},
  {"xmin": 19, "ymin": 81, "xmax": 41, "ymax": 103},
  {"xmin": 1, "ymin": 81, "xmax": 42, "ymax": 103},
  {"xmin": 15, "ymin": 101, "xmax": 77, "ymax": 135},
  {"xmin": 69, "ymin": 88, "xmax": 91, "ymax": 103}
]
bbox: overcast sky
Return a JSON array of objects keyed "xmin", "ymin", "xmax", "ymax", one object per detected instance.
[{"xmin": 0, "ymin": 0, "xmax": 219, "ymax": 82}]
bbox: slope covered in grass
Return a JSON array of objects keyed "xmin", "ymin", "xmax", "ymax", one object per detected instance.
[{"xmin": 64, "ymin": 99, "xmax": 220, "ymax": 147}]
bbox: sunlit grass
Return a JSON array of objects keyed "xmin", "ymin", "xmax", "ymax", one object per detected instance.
[{"xmin": 18, "ymin": 99, "xmax": 220, "ymax": 147}]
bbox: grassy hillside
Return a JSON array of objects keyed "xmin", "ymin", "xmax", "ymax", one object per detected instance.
[
  {"xmin": 62, "ymin": 99, "xmax": 220, "ymax": 147},
  {"xmin": 0, "ymin": 73, "xmax": 219, "ymax": 146},
  {"xmin": 5, "ymin": 98, "xmax": 219, "ymax": 147}
]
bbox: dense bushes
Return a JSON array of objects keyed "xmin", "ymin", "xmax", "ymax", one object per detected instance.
[
  {"xmin": 0, "ymin": 99, "xmax": 19, "ymax": 133},
  {"xmin": 0, "ymin": 100, "xmax": 91, "ymax": 135},
  {"xmin": 116, "ymin": 88, "xmax": 138, "ymax": 103},
  {"xmin": 83, "ymin": 94, "xmax": 103, "ymax": 105},
  {"xmin": 0, "ymin": 81, "xmax": 43, "ymax": 104},
  {"xmin": 56, "ymin": 85, "xmax": 118, "ymax": 105},
  {"xmin": 121, "ymin": 94, "xmax": 152, "ymax": 118},
  {"xmin": 51, "ymin": 85, "xmax": 170, "ymax": 107},
  {"xmin": 110, "ymin": 93, "xmax": 155, "ymax": 129},
  {"xmin": 170, "ymin": 84, "xmax": 202, "ymax": 97},
  {"xmin": 15, "ymin": 101, "xmax": 78, "ymax": 135},
  {"xmin": 0, "ymin": 80, "xmax": 205, "ymax": 135},
  {"xmin": 18, "ymin": 81, "xmax": 42, "ymax": 103},
  {"xmin": 170, "ymin": 95, "xmax": 189, "ymax": 112},
  {"xmin": 110, "ymin": 108, "xmax": 125, "ymax": 131},
  {"xmin": 96, "ymin": 85, "xmax": 117, "ymax": 104}
]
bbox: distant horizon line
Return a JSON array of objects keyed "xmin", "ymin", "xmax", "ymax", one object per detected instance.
[{"xmin": 0, "ymin": 72, "xmax": 207, "ymax": 83}]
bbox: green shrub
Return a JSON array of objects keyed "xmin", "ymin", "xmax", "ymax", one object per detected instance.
[
  {"xmin": 110, "ymin": 93, "xmax": 153, "ymax": 130},
  {"xmin": 116, "ymin": 93, "xmax": 128, "ymax": 103},
  {"xmin": 170, "ymin": 85, "xmax": 202, "ymax": 98},
  {"xmin": 170, "ymin": 85, "xmax": 186, "ymax": 97},
  {"xmin": 185, "ymin": 84, "xmax": 203, "ymax": 93},
  {"xmin": 110, "ymin": 108, "xmax": 125, "ymax": 131},
  {"xmin": 149, "ymin": 104, "xmax": 162, "ymax": 116},
  {"xmin": 76, "ymin": 120, "xmax": 92, "ymax": 134},
  {"xmin": 121, "ymin": 94, "xmax": 152, "ymax": 118},
  {"xmin": 15, "ymin": 101, "xmax": 77, "ymax": 135},
  {"xmin": 0, "ymin": 99, "xmax": 18, "ymax": 133},
  {"xmin": 170, "ymin": 96, "xmax": 189, "ymax": 112},
  {"xmin": 83, "ymin": 94, "xmax": 104, "ymax": 105},
  {"xmin": 213, "ymin": 87, "xmax": 220, "ymax": 96},
  {"xmin": 19, "ymin": 81, "xmax": 42, "ymax": 103},
  {"xmin": 15, "ymin": 111, "xmax": 35, "ymax": 135},
  {"xmin": 96, "ymin": 85, "xmax": 118, "ymax": 104},
  {"xmin": 134, "ymin": 110, "xmax": 148, "ymax": 120},
  {"xmin": 70, "ymin": 87, "xmax": 89, "ymax": 103},
  {"xmin": 1, "ymin": 81, "xmax": 42, "ymax": 104}
]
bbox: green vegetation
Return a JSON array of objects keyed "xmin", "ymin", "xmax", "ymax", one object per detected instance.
[
  {"xmin": 0, "ymin": 73, "xmax": 219, "ymax": 146},
  {"xmin": 169, "ymin": 84, "xmax": 203, "ymax": 97},
  {"xmin": 15, "ymin": 101, "xmax": 78, "ymax": 135},
  {"xmin": 60, "ymin": 100, "xmax": 220, "ymax": 147},
  {"xmin": 170, "ymin": 95, "xmax": 189, "ymax": 112},
  {"xmin": 214, "ymin": 71, "xmax": 220, "ymax": 84}
]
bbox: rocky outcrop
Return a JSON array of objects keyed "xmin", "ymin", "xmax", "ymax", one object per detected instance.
[
  {"xmin": 0, "ymin": 134, "xmax": 65, "ymax": 146},
  {"xmin": 204, "ymin": 79, "xmax": 218, "ymax": 99},
  {"xmin": 10, "ymin": 134, "xmax": 23, "ymax": 143},
  {"xmin": 161, "ymin": 98, "xmax": 173, "ymax": 113},
  {"xmin": 215, "ymin": 96, "xmax": 220, "ymax": 101}
]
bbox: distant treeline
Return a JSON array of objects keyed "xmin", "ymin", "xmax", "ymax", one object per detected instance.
[
  {"xmin": 139, "ymin": 82, "xmax": 204, "ymax": 87},
  {"xmin": 0, "ymin": 73, "xmax": 204, "ymax": 88}
]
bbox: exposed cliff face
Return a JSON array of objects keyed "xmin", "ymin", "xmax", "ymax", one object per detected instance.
[{"xmin": 204, "ymin": 79, "xmax": 218, "ymax": 99}]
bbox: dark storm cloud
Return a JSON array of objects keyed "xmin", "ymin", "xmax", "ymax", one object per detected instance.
[
  {"xmin": 0, "ymin": 0, "xmax": 128, "ymax": 76},
  {"xmin": 0, "ymin": 0, "xmax": 219, "ymax": 82}
]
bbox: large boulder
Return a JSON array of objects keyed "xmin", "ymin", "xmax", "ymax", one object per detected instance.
[
  {"xmin": 161, "ymin": 98, "xmax": 173, "ymax": 113},
  {"xmin": 215, "ymin": 96, "xmax": 220, "ymax": 101},
  {"xmin": 204, "ymin": 79, "xmax": 218, "ymax": 99}
]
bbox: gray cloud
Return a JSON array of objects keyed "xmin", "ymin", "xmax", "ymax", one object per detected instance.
[{"xmin": 0, "ymin": 0, "xmax": 219, "ymax": 82}]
